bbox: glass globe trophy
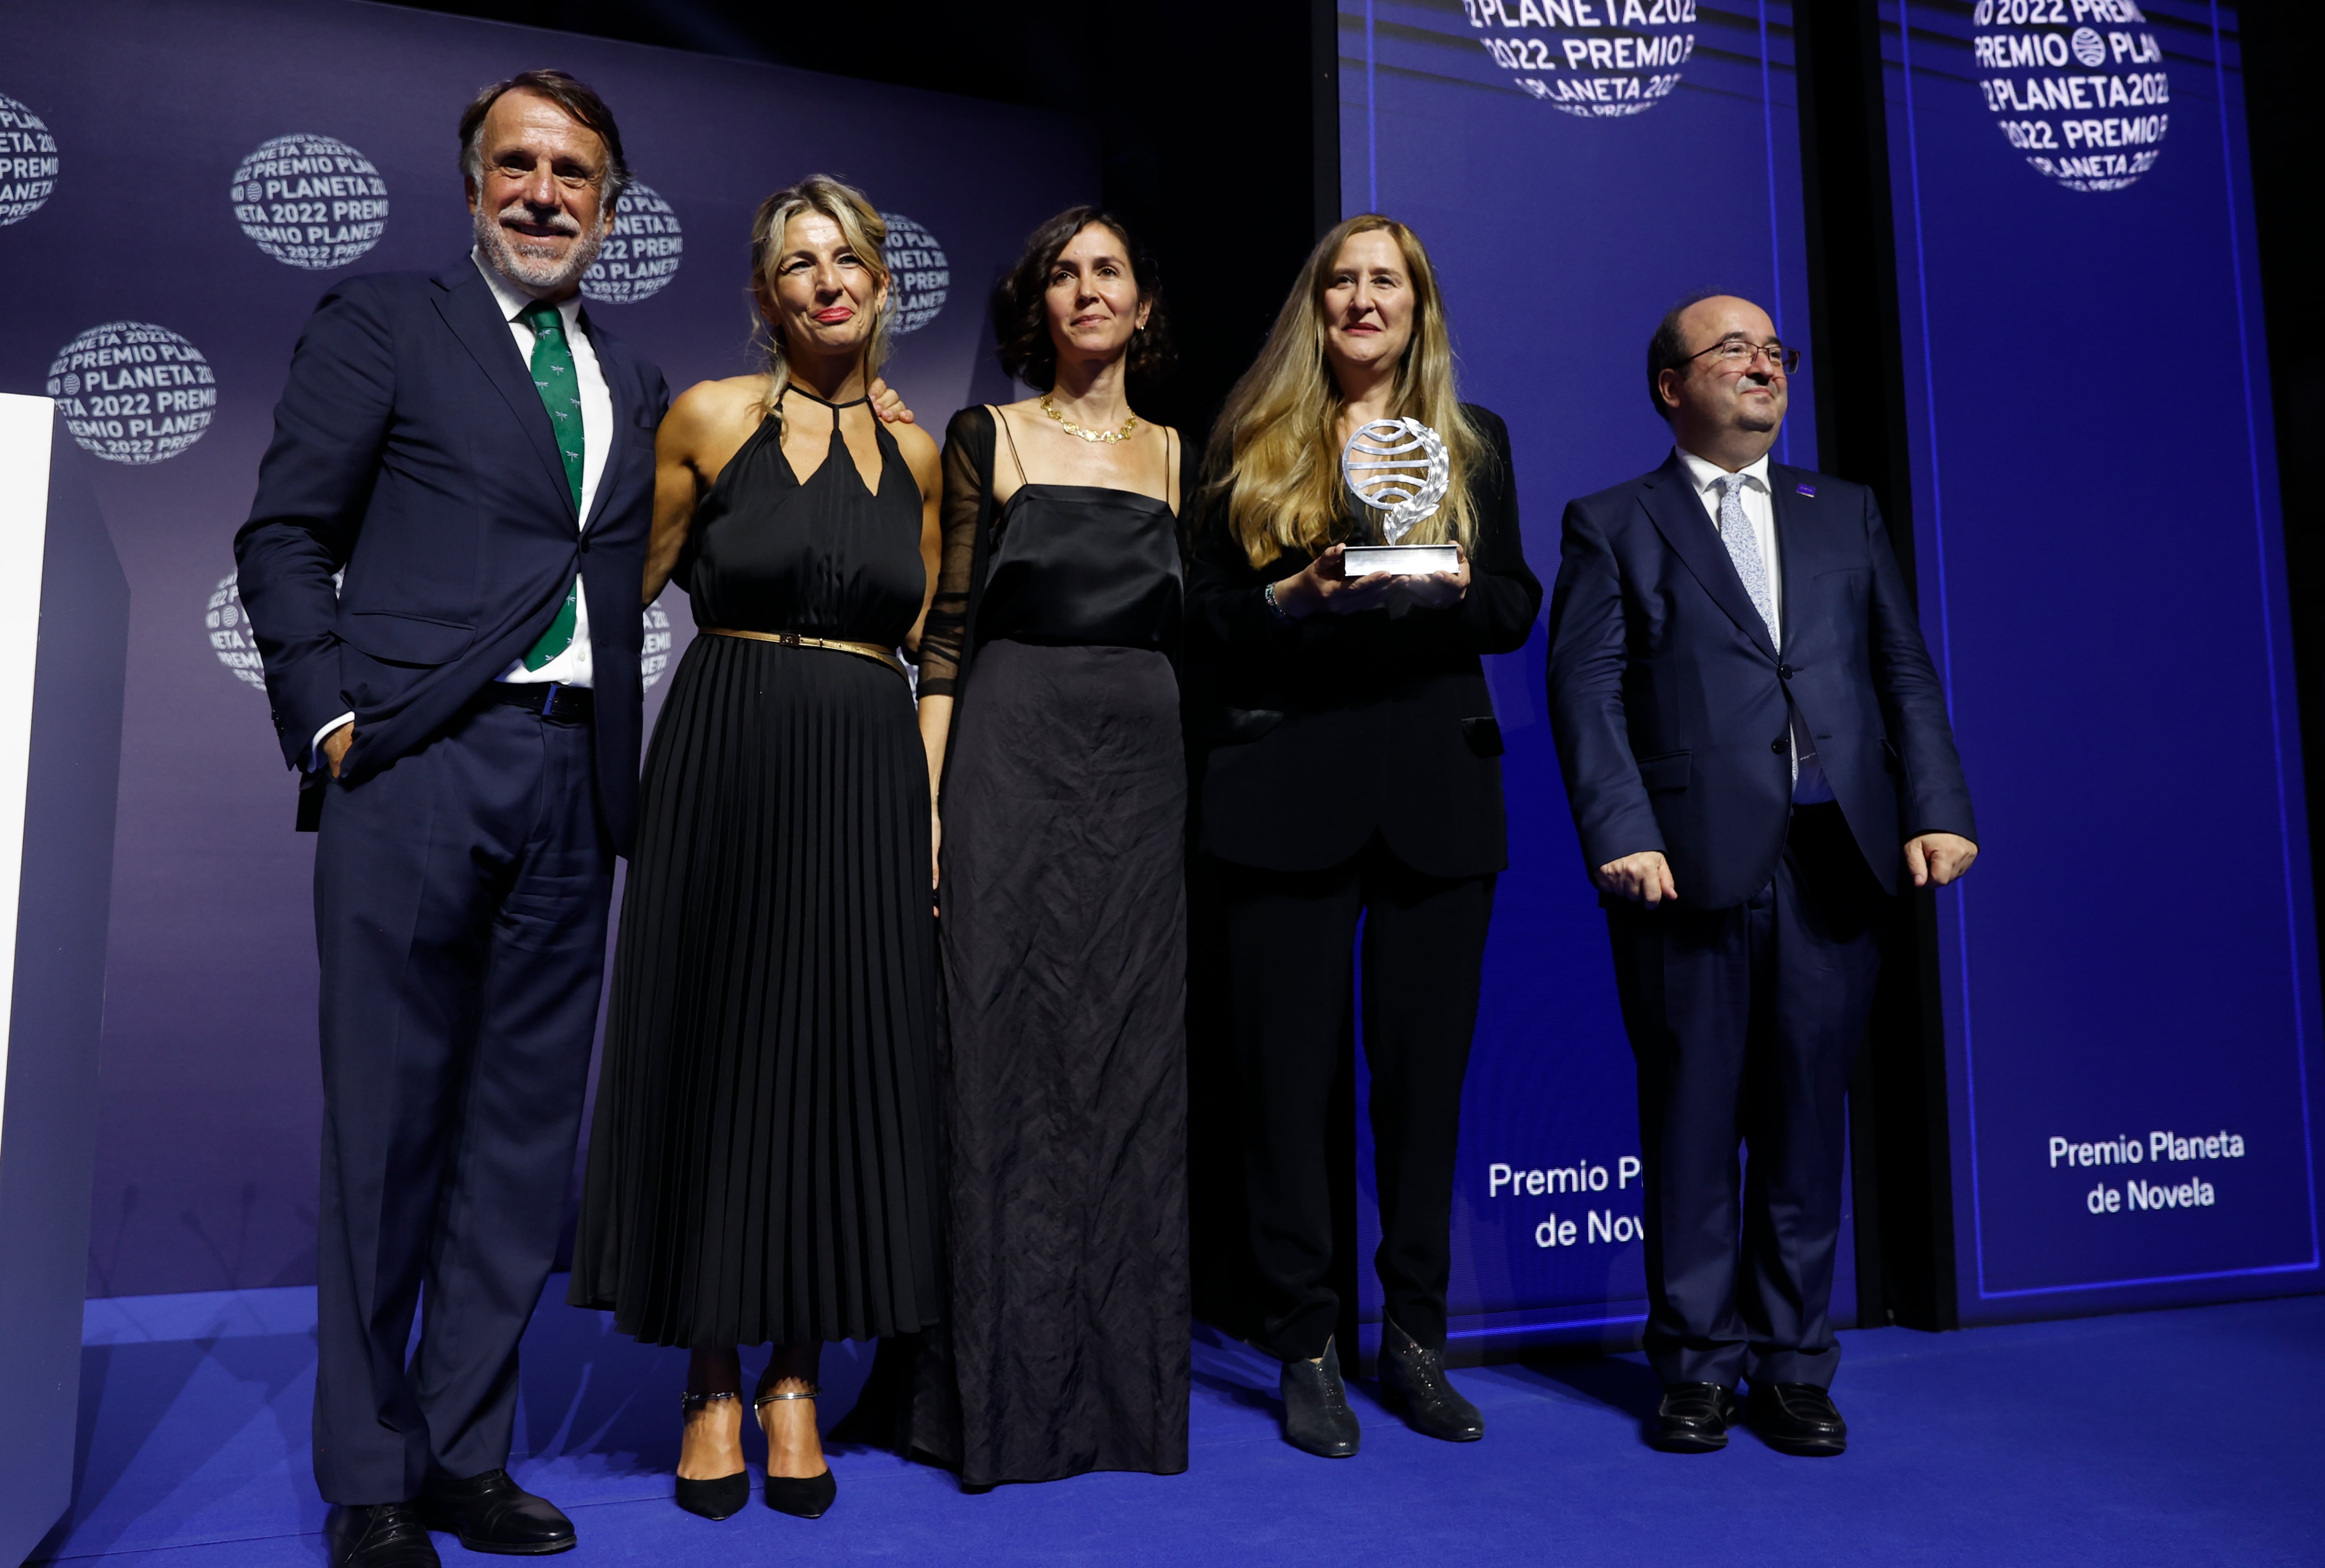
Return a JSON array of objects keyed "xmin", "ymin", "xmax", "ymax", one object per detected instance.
[{"xmin": 1340, "ymin": 417, "xmax": 1457, "ymax": 575}]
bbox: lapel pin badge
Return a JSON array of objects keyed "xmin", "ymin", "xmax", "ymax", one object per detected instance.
[{"xmin": 1796, "ymin": 483, "xmax": 1816, "ymax": 498}]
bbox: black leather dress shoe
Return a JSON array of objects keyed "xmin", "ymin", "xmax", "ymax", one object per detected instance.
[
  {"xmin": 326, "ymin": 1503, "xmax": 441, "ymax": 1568},
  {"xmin": 1651, "ymin": 1382, "xmax": 1740, "ymax": 1453},
  {"xmin": 1748, "ymin": 1382, "xmax": 1848, "ymax": 1456},
  {"xmin": 1280, "ymin": 1338, "xmax": 1362, "ymax": 1457},
  {"xmin": 412, "ymin": 1469, "xmax": 576, "ymax": 1555},
  {"xmin": 1378, "ymin": 1316, "xmax": 1484, "ymax": 1442}
]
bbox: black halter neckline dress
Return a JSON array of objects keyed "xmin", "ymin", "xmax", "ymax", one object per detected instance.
[{"xmin": 571, "ymin": 390, "xmax": 943, "ymax": 1349}]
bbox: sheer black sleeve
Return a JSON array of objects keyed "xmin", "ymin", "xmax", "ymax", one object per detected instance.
[
  {"xmin": 1175, "ymin": 429, "xmax": 1204, "ymax": 567},
  {"xmin": 917, "ymin": 406, "xmax": 995, "ymax": 698}
]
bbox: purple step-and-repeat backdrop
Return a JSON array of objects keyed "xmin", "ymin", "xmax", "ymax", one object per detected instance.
[
  {"xmin": 1881, "ymin": 0, "xmax": 2319, "ymax": 1320},
  {"xmin": 0, "ymin": 0, "xmax": 2309, "ymax": 1322},
  {"xmin": 1338, "ymin": 0, "xmax": 2316, "ymax": 1345},
  {"xmin": 1335, "ymin": 1, "xmax": 1847, "ymax": 1351},
  {"xmin": 0, "ymin": 0, "xmax": 1089, "ymax": 1298}
]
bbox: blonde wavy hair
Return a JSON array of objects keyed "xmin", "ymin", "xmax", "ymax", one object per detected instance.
[
  {"xmin": 1207, "ymin": 215, "xmax": 1483, "ymax": 566},
  {"xmin": 747, "ymin": 174, "xmax": 893, "ymax": 428}
]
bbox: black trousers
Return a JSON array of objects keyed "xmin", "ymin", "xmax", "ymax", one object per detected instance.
[
  {"xmin": 1221, "ymin": 838, "xmax": 1494, "ymax": 1361},
  {"xmin": 1606, "ymin": 802, "xmax": 1883, "ymax": 1391},
  {"xmin": 311, "ymin": 700, "xmax": 612, "ymax": 1504}
]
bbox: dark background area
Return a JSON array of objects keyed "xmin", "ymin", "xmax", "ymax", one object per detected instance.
[
  {"xmin": 382, "ymin": 0, "xmax": 2315, "ymax": 1337},
  {"xmin": 385, "ymin": 0, "xmax": 1338, "ymax": 439}
]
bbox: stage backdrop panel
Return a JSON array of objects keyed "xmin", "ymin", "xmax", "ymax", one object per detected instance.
[
  {"xmin": 1337, "ymin": 0, "xmax": 1838, "ymax": 1355},
  {"xmin": 0, "ymin": 0, "xmax": 1091, "ymax": 1297},
  {"xmin": 1881, "ymin": 0, "xmax": 2318, "ymax": 1318}
]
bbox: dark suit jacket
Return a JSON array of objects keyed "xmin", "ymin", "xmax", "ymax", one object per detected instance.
[
  {"xmin": 234, "ymin": 260, "xmax": 670, "ymax": 854},
  {"xmin": 1187, "ymin": 405, "xmax": 1542, "ymax": 879},
  {"xmin": 1545, "ymin": 450, "xmax": 1974, "ymax": 910}
]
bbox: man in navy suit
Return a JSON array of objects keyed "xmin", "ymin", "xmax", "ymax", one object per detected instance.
[
  {"xmin": 1546, "ymin": 292, "xmax": 1977, "ymax": 1457},
  {"xmin": 237, "ymin": 72, "xmax": 666, "ymax": 1567}
]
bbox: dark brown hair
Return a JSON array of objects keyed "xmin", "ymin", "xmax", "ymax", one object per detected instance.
[
  {"xmin": 991, "ymin": 206, "xmax": 1173, "ymax": 392},
  {"xmin": 457, "ymin": 69, "xmax": 631, "ymax": 206},
  {"xmin": 1646, "ymin": 287, "xmax": 1729, "ymax": 422}
]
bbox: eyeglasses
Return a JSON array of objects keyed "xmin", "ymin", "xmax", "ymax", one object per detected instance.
[{"xmin": 1689, "ymin": 338, "xmax": 1799, "ymax": 374}]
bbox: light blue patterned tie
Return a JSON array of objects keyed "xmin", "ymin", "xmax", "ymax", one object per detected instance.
[{"xmin": 1717, "ymin": 474, "xmax": 1776, "ymax": 643}]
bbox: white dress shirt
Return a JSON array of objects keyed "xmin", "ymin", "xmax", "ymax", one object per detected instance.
[
  {"xmin": 310, "ymin": 251, "xmax": 611, "ymax": 764},
  {"xmin": 1673, "ymin": 446, "xmax": 1834, "ymax": 805},
  {"xmin": 472, "ymin": 247, "xmax": 608, "ymax": 688}
]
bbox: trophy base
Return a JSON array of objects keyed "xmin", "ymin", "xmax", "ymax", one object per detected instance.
[{"xmin": 1344, "ymin": 544, "xmax": 1459, "ymax": 577}]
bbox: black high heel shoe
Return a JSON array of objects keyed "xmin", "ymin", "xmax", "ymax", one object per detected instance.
[
  {"xmin": 674, "ymin": 1391, "xmax": 751, "ymax": 1521},
  {"xmin": 756, "ymin": 1386, "xmax": 837, "ymax": 1519}
]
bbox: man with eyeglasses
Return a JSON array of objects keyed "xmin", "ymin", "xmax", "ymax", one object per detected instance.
[{"xmin": 1545, "ymin": 291, "xmax": 1977, "ymax": 1457}]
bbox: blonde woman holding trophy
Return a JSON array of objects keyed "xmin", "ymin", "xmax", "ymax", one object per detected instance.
[{"xmin": 1187, "ymin": 214, "xmax": 1540, "ymax": 1458}]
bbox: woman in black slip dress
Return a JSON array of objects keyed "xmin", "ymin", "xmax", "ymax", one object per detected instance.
[
  {"xmin": 904, "ymin": 208, "xmax": 1196, "ymax": 1487},
  {"xmin": 568, "ymin": 174, "xmax": 945, "ymax": 1523}
]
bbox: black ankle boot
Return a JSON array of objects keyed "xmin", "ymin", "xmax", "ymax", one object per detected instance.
[
  {"xmin": 1378, "ymin": 1315, "xmax": 1484, "ymax": 1442},
  {"xmin": 1279, "ymin": 1337, "xmax": 1361, "ymax": 1457}
]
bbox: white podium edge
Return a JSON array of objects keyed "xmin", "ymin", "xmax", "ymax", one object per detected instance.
[{"xmin": 0, "ymin": 396, "xmax": 54, "ymax": 1110}]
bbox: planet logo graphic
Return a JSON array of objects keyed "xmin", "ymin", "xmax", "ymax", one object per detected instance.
[
  {"xmin": 207, "ymin": 573, "xmax": 268, "ymax": 690},
  {"xmin": 230, "ymin": 134, "xmax": 388, "ymax": 269},
  {"xmin": 1461, "ymin": 0, "xmax": 1697, "ymax": 119},
  {"xmin": 48, "ymin": 322, "xmax": 216, "ymax": 465},
  {"xmin": 880, "ymin": 213, "xmax": 949, "ymax": 334},
  {"xmin": 0, "ymin": 92, "xmax": 59, "ymax": 226},
  {"xmin": 1973, "ymin": 0, "xmax": 2169, "ymax": 192},
  {"xmin": 642, "ymin": 603, "xmax": 674, "ymax": 689},
  {"xmin": 582, "ymin": 180, "xmax": 683, "ymax": 305},
  {"xmin": 215, "ymin": 578, "xmax": 682, "ymax": 692}
]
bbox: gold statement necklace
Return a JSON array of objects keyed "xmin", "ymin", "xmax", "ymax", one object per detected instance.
[{"xmin": 1040, "ymin": 392, "xmax": 1140, "ymax": 444}]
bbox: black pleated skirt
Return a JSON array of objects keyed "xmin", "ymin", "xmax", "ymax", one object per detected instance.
[
  {"xmin": 570, "ymin": 633, "xmax": 944, "ymax": 1347},
  {"xmin": 908, "ymin": 639, "xmax": 1190, "ymax": 1484}
]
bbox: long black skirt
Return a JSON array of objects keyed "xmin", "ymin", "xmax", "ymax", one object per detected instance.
[
  {"xmin": 569, "ymin": 634, "xmax": 944, "ymax": 1348},
  {"xmin": 910, "ymin": 639, "xmax": 1191, "ymax": 1484}
]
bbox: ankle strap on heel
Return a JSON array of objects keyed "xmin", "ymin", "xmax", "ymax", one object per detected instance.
[
  {"xmin": 681, "ymin": 1390, "xmax": 741, "ymax": 1413},
  {"xmin": 755, "ymin": 1385, "xmax": 820, "ymax": 1407}
]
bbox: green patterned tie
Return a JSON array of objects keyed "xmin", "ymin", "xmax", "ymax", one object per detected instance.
[{"xmin": 520, "ymin": 299, "xmax": 583, "ymax": 671}]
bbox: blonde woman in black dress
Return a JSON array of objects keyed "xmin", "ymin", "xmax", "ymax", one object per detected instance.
[
  {"xmin": 569, "ymin": 174, "xmax": 944, "ymax": 1521},
  {"xmin": 908, "ymin": 208, "xmax": 1195, "ymax": 1486}
]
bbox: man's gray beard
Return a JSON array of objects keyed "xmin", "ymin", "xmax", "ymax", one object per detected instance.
[{"xmin": 475, "ymin": 202, "xmax": 606, "ymax": 294}]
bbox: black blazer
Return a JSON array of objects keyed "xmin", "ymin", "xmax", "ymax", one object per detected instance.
[
  {"xmin": 1186, "ymin": 405, "xmax": 1542, "ymax": 879},
  {"xmin": 1544, "ymin": 450, "xmax": 1975, "ymax": 910},
  {"xmin": 235, "ymin": 260, "xmax": 670, "ymax": 853}
]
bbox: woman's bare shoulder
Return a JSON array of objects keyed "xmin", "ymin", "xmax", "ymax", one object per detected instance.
[
  {"xmin": 890, "ymin": 416, "xmax": 942, "ymax": 466},
  {"xmin": 669, "ymin": 375, "xmax": 768, "ymax": 428},
  {"xmin": 665, "ymin": 379, "xmax": 772, "ymax": 446}
]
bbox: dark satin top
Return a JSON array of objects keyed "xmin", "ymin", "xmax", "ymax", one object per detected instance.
[
  {"xmin": 682, "ymin": 391, "xmax": 924, "ymax": 647},
  {"xmin": 975, "ymin": 484, "xmax": 1183, "ymax": 652}
]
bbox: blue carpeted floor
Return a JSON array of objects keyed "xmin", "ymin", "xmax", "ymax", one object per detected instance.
[{"xmin": 30, "ymin": 1283, "xmax": 2325, "ymax": 1566}]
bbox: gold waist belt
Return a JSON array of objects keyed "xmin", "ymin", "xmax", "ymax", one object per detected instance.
[{"xmin": 698, "ymin": 626, "xmax": 909, "ymax": 682}]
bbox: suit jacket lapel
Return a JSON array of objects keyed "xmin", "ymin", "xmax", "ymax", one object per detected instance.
[
  {"xmin": 1769, "ymin": 465, "xmax": 1809, "ymax": 655},
  {"xmin": 1640, "ymin": 452, "xmax": 1779, "ymax": 662},
  {"xmin": 578, "ymin": 307, "xmax": 629, "ymax": 538},
  {"xmin": 432, "ymin": 261, "xmax": 577, "ymax": 520}
]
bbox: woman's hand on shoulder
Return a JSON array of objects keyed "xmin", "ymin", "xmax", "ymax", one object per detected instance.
[{"xmin": 868, "ymin": 378, "xmax": 915, "ymax": 425}]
